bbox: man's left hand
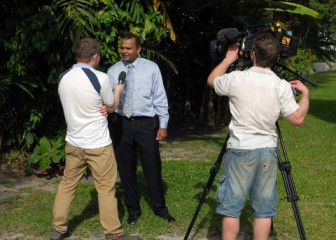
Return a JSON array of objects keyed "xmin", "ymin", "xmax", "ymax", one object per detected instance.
[
  {"xmin": 100, "ymin": 105, "xmax": 108, "ymax": 117},
  {"xmin": 156, "ymin": 128, "xmax": 167, "ymax": 141}
]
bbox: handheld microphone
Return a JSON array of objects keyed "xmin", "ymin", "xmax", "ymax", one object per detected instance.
[{"xmin": 118, "ymin": 71, "xmax": 126, "ymax": 84}]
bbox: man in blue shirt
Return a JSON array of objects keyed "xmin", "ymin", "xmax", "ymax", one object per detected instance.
[{"xmin": 107, "ymin": 33, "xmax": 175, "ymax": 225}]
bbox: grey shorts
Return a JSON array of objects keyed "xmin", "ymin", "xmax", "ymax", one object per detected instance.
[{"xmin": 216, "ymin": 148, "xmax": 278, "ymax": 218}]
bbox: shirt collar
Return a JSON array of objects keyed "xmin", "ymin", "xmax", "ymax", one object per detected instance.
[
  {"xmin": 250, "ymin": 66, "xmax": 276, "ymax": 75},
  {"xmin": 122, "ymin": 57, "xmax": 140, "ymax": 68},
  {"xmin": 72, "ymin": 63, "xmax": 93, "ymax": 69}
]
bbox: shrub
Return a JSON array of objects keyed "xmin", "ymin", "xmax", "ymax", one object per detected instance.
[
  {"xmin": 278, "ymin": 48, "xmax": 318, "ymax": 80},
  {"xmin": 27, "ymin": 131, "xmax": 65, "ymax": 170}
]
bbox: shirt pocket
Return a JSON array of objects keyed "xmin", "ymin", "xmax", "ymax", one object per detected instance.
[
  {"xmin": 138, "ymin": 75, "xmax": 153, "ymax": 99},
  {"xmin": 65, "ymin": 144, "xmax": 78, "ymax": 156}
]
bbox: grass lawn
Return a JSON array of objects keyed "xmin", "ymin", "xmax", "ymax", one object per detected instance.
[{"xmin": 0, "ymin": 71, "xmax": 335, "ymax": 239}]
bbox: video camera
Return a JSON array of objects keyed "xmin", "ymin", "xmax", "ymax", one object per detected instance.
[{"xmin": 209, "ymin": 20, "xmax": 299, "ymax": 62}]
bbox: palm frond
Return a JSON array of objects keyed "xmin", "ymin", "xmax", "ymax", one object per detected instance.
[
  {"xmin": 145, "ymin": 49, "xmax": 178, "ymax": 74},
  {"xmin": 265, "ymin": 1, "xmax": 324, "ymax": 19},
  {"xmin": 52, "ymin": 0, "xmax": 100, "ymax": 49},
  {"xmin": 152, "ymin": 0, "xmax": 176, "ymax": 42}
]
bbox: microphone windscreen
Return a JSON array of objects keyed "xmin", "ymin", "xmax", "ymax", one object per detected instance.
[
  {"xmin": 217, "ymin": 28, "xmax": 238, "ymax": 42},
  {"xmin": 118, "ymin": 71, "xmax": 126, "ymax": 84}
]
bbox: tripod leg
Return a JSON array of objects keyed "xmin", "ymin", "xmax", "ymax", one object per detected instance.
[
  {"xmin": 184, "ymin": 134, "xmax": 229, "ymax": 240},
  {"xmin": 276, "ymin": 121, "xmax": 306, "ymax": 240}
]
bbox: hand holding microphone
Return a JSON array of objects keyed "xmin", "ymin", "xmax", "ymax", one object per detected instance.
[
  {"xmin": 115, "ymin": 71, "xmax": 126, "ymax": 97},
  {"xmin": 118, "ymin": 71, "xmax": 126, "ymax": 85}
]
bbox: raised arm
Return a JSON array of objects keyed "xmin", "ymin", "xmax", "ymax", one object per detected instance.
[
  {"xmin": 207, "ymin": 43, "xmax": 239, "ymax": 88},
  {"xmin": 286, "ymin": 80, "xmax": 310, "ymax": 126}
]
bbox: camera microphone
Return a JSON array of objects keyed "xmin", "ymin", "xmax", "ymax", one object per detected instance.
[
  {"xmin": 118, "ymin": 71, "xmax": 126, "ymax": 84},
  {"xmin": 217, "ymin": 28, "xmax": 239, "ymax": 42}
]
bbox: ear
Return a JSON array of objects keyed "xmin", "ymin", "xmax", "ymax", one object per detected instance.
[
  {"xmin": 137, "ymin": 47, "xmax": 142, "ymax": 54},
  {"xmin": 93, "ymin": 53, "xmax": 99, "ymax": 60},
  {"xmin": 91, "ymin": 53, "xmax": 100, "ymax": 66},
  {"xmin": 250, "ymin": 50, "xmax": 257, "ymax": 64},
  {"xmin": 250, "ymin": 50, "xmax": 255, "ymax": 59}
]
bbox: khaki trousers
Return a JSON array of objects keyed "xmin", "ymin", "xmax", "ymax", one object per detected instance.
[{"xmin": 52, "ymin": 143, "xmax": 124, "ymax": 236}]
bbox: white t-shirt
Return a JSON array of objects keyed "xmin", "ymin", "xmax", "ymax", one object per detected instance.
[
  {"xmin": 58, "ymin": 65, "xmax": 114, "ymax": 149},
  {"xmin": 214, "ymin": 66, "xmax": 299, "ymax": 149}
]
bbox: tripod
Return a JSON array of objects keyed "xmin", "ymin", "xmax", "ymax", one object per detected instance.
[
  {"xmin": 183, "ymin": 134, "xmax": 229, "ymax": 240},
  {"xmin": 184, "ymin": 125, "xmax": 306, "ymax": 240},
  {"xmin": 184, "ymin": 66, "xmax": 317, "ymax": 240}
]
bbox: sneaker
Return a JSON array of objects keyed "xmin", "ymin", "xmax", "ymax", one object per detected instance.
[
  {"xmin": 50, "ymin": 229, "xmax": 65, "ymax": 240},
  {"xmin": 106, "ymin": 233, "xmax": 135, "ymax": 240}
]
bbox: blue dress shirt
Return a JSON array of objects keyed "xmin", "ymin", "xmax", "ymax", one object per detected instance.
[{"xmin": 107, "ymin": 57, "xmax": 169, "ymax": 129}]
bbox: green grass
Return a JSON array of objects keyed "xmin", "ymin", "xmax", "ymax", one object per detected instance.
[{"xmin": 1, "ymin": 71, "xmax": 335, "ymax": 239}]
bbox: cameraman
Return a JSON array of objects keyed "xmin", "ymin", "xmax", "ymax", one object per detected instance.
[{"xmin": 207, "ymin": 33, "xmax": 309, "ymax": 240}]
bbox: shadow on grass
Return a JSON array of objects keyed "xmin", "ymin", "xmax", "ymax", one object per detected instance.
[
  {"xmin": 309, "ymin": 99, "xmax": 336, "ymax": 124},
  {"xmin": 186, "ymin": 182, "xmax": 256, "ymax": 239},
  {"xmin": 134, "ymin": 167, "xmax": 171, "ymax": 216},
  {"xmin": 67, "ymin": 188, "xmax": 99, "ymax": 234},
  {"xmin": 67, "ymin": 183, "xmax": 127, "ymax": 235}
]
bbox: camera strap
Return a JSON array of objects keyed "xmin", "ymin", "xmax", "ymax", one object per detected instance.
[
  {"xmin": 58, "ymin": 67, "xmax": 101, "ymax": 95},
  {"xmin": 81, "ymin": 68, "xmax": 101, "ymax": 94}
]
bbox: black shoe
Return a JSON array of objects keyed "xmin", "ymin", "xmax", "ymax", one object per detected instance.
[
  {"xmin": 155, "ymin": 212, "xmax": 176, "ymax": 222},
  {"xmin": 127, "ymin": 215, "xmax": 139, "ymax": 225},
  {"xmin": 50, "ymin": 230, "xmax": 65, "ymax": 240}
]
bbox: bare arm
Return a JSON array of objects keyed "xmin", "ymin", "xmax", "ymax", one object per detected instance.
[
  {"xmin": 207, "ymin": 43, "xmax": 239, "ymax": 88},
  {"xmin": 106, "ymin": 84, "xmax": 124, "ymax": 113},
  {"xmin": 286, "ymin": 80, "xmax": 310, "ymax": 126}
]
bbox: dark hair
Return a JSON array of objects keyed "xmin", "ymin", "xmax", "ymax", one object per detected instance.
[
  {"xmin": 76, "ymin": 38, "xmax": 100, "ymax": 62},
  {"xmin": 252, "ymin": 33, "xmax": 280, "ymax": 67},
  {"xmin": 122, "ymin": 33, "xmax": 141, "ymax": 48}
]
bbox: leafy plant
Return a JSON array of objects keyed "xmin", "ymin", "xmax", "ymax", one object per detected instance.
[
  {"xmin": 1, "ymin": 70, "xmax": 335, "ymax": 239},
  {"xmin": 27, "ymin": 131, "xmax": 65, "ymax": 170},
  {"xmin": 96, "ymin": 0, "xmax": 169, "ymax": 67},
  {"xmin": 277, "ymin": 48, "xmax": 318, "ymax": 80}
]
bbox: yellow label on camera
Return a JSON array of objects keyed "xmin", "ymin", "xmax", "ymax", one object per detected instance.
[{"xmin": 282, "ymin": 36, "xmax": 291, "ymax": 46}]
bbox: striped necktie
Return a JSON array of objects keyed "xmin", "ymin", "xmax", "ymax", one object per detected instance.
[{"xmin": 123, "ymin": 64, "xmax": 135, "ymax": 117}]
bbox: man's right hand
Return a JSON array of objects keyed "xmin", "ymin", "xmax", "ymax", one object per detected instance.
[
  {"xmin": 207, "ymin": 42, "xmax": 240, "ymax": 88},
  {"xmin": 225, "ymin": 42, "xmax": 240, "ymax": 64}
]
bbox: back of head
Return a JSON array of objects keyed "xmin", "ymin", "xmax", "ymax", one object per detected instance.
[
  {"xmin": 252, "ymin": 33, "xmax": 280, "ymax": 67},
  {"xmin": 76, "ymin": 38, "xmax": 100, "ymax": 63}
]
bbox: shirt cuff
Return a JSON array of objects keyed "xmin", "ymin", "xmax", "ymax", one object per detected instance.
[{"xmin": 159, "ymin": 118, "xmax": 168, "ymax": 129}]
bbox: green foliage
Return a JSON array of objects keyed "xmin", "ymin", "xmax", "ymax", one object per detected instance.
[
  {"xmin": 1, "ymin": 71, "xmax": 335, "ymax": 238},
  {"xmin": 277, "ymin": 48, "xmax": 318, "ymax": 80},
  {"xmin": 0, "ymin": 2, "xmax": 63, "ymax": 150},
  {"xmin": 96, "ymin": 0, "xmax": 168, "ymax": 67},
  {"xmin": 1, "ymin": 0, "xmax": 334, "ymax": 170},
  {"xmin": 0, "ymin": 0, "xmax": 168, "ymax": 154},
  {"xmin": 27, "ymin": 131, "xmax": 65, "ymax": 170},
  {"xmin": 0, "ymin": 69, "xmax": 39, "ymax": 150},
  {"xmin": 308, "ymin": 0, "xmax": 336, "ymax": 60},
  {"xmin": 52, "ymin": 0, "xmax": 100, "ymax": 51},
  {"xmin": 265, "ymin": 1, "xmax": 323, "ymax": 19}
]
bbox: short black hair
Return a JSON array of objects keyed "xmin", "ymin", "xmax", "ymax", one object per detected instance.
[{"xmin": 122, "ymin": 33, "xmax": 141, "ymax": 48}]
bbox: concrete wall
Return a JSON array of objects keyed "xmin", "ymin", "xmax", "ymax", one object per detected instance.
[{"xmin": 314, "ymin": 62, "xmax": 336, "ymax": 72}]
